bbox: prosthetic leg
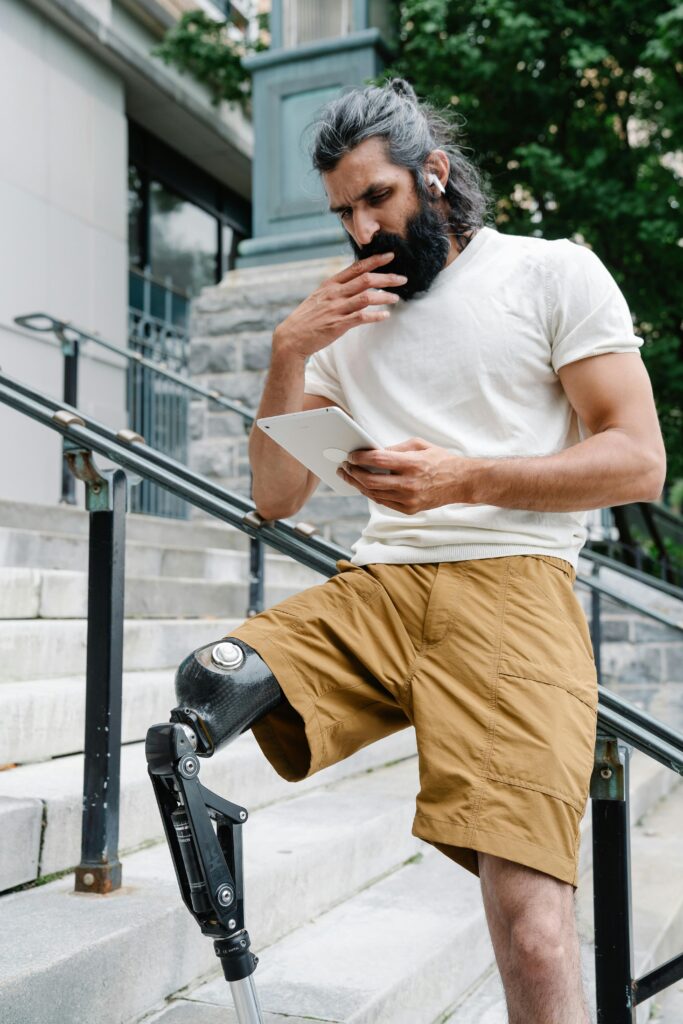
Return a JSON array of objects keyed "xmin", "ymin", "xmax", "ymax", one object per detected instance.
[{"xmin": 145, "ymin": 638, "xmax": 283, "ymax": 1023}]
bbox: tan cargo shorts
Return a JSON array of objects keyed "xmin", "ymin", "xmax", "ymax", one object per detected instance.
[{"xmin": 230, "ymin": 553, "xmax": 598, "ymax": 887}]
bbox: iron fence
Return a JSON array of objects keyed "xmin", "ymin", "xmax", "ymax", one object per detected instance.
[{"xmin": 127, "ymin": 266, "xmax": 191, "ymax": 519}]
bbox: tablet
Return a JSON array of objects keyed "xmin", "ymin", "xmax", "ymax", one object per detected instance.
[{"xmin": 256, "ymin": 406, "xmax": 389, "ymax": 496}]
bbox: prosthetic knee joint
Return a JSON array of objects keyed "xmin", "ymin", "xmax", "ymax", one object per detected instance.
[
  {"xmin": 145, "ymin": 637, "xmax": 282, "ymax": 1024},
  {"xmin": 172, "ymin": 637, "xmax": 283, "ymax": 756}
]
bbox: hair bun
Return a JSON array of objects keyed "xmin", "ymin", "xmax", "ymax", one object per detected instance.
[{"xmin": 388, "ymin": 78, "xmax": 418, "ymax": 104}]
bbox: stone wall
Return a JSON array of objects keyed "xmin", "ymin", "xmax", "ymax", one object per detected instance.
[{"xmin": 188, "ymin": 255, "xmax": 369, "ymax": 548}]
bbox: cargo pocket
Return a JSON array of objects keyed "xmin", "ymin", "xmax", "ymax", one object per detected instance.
[
  {"xmin": 486, "ymin": 670, "xmax": 597, "ymax": 811},
  {"xmin": 488, "ymin": 561, "xmax": 598, "ymax": 807}
]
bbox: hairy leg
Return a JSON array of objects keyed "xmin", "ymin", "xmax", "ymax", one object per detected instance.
[{"xmin": 478, "ymin": 852, "xmax": 590, "ymax": 1024}]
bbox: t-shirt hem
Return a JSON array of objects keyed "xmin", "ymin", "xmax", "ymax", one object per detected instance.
[{"xmin": 350, "ymin": 543, "xmax": 581, "ymax": 571}]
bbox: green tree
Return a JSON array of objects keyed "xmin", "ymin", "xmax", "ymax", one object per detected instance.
[
  {"xmin": 152, "ymin": 10, "xmax": 267, "ymax": 112},
  {"xmin": 382, "ymin": 0, "xmax": 683, "ymax": 490}
]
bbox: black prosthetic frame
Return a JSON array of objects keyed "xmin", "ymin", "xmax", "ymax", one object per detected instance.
[
  {"xmin": 173, "ymin": 638, "xmax": 282, "ymax": 756},
  {"xmin": 145, "ymin": 721, "xmax": 258, "ymax": 984}
]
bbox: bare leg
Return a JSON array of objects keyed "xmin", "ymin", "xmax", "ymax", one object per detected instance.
[{"xmin": 478, "ymin": 852, "xmax": 590, "ymax": 1024}]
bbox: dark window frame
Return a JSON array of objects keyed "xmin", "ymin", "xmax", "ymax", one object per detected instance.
[{"xmin": 128, "ymin": 120, "xmax": 251, "ymax": 279}]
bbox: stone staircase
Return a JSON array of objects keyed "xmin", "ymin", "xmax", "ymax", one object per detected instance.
[{"xmin": 0, "ymin": 497, "xmax": 682, "ymax": 1023}]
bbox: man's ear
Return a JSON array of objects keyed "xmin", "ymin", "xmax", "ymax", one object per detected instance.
[{"xmin": 424, "ymin": 149, "xmax": 450, "ymax": 192}]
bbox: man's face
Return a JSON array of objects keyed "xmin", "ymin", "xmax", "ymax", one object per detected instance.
[{"xmin": 323, "ymin": 136, "xmax": 451, "ymax": 300}]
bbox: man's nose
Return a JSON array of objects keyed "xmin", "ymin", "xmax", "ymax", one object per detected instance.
[{"xmin": 353, "ymin": 211, "xmax": 381, "ymax": 247}]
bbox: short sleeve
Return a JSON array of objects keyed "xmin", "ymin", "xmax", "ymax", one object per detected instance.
[
  {"xmin": 546, "ymin": 239, "xmax": 643, "ymax": 373},
  {"xmin": 303, "ymin": 345, "xmax": 348, "ymax": 410}
]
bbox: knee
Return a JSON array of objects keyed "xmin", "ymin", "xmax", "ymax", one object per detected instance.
[
  {"xmin": 509, "ymin": 912, "xmax": 568, "ymax": 977},
  {"xmin": 172, "ymin": 638, "xmax": 282, "ymax": 757}
]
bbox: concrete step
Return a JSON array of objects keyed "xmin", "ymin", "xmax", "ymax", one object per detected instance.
[
  {"xmin": 0, "ymin": 668, "xmax": 177, "ymax": 764},
  {"xmin": 0, "ymin": 498, "xmax": 249, "ymax": 551},
  {"xmin": 0, "ymin": 566, "xmax": 310, "ymax": 620},
  {"xmin": 1, "ymin": 741, "xmax": 679, "ymax": 1024},
  {"xmin": 0, "ymin": 617, "xmax": 242, "ymax": 683},
  {"xmin": 444, "ymin": 764, "xmax": 683, "ymax": 1024},
  {"xmin": 0, "ymin": 755, "xmax": 424, "ymax": 1024},
  {"xmin": 0, "ymin": 726, "xmax": 417, "ymax": 889},
  {"xmin": 0, "ymin": 527, "xmax": 325, "ymax": 586},
  {"xmin": 155, "ymin": 846, "xmax": 492, "ymax": 1024},
  {"xmin": 0, "ymin": 795, "xmax": 43, "ymax": 891},
  {"xmin": 150, "ymin": 759, "xmax": 683, "ymax": 1024}
]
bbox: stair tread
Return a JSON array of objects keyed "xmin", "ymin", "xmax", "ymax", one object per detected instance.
[
  {"xmin": 183, "ymin": 846, "xmax": 490, "ymax": 1024},
  {"xmin": 0, "ymin": 757, "xmax": 425, "ymax": 1024},
  {"xmin": 0, "ymin": 727, "xmax": 417, "ymax": 882}
]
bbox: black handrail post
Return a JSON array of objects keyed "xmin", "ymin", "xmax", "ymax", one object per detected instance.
[
  {"xmin": 64, "ymin": 448, "xmax": 128, "ymax": 895},
  {"xmin": 59, "ymin": 331, "xmax": 79, "ymax": 504},
  {"xmin": 591, "ymin": 736, "xmax": 636, "ymax": 1023},
  {"xmin": 246, "ymin": 459, "xmax": 265, "ymax": 618},
  {"xmin": 248, "ymin": 533, "xmax": 265, "ymax": 618}
]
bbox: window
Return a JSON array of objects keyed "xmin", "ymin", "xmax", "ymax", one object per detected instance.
[{"xmin": 149, "ymin": 181, "xmax": 218, "ymax": 298}]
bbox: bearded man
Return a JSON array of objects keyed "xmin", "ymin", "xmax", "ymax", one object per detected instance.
[{"xmin": 175, "ymin": 78, "xmax": 666, "ymax": 1023}]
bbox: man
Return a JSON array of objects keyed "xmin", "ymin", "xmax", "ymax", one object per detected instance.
[{"xmin": 175, "ymin": 79, "xmax": 666, "ymax": 1022}]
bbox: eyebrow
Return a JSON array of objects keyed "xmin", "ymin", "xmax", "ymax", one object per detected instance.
[{"xmin": 328, "ymin": 182, "xmax": 392, "ymax": 214}]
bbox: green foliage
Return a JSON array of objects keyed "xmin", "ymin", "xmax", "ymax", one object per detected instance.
[
  {"xmin": 382, "ymin": 0, "xmax": 683, "ymax": 489},
  {"xmin": 152, "ymin": 11, "xmax": 267, "ymax": 111},
  {"xmin": 633, "ymin": 531, "xmax": 683, "ymax": 574},
  {"xmin": 669, "ymin": 477, "xmax": 683, "ymax": 513}
]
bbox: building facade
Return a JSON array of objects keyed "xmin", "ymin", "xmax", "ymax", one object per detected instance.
[{"xmin": 0, "ymin": 0, "xmax": 253, "ymax": 505}]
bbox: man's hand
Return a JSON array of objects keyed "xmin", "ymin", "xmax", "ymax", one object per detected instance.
[
  {"xmin": 337, "ymin": 438, "xmax": 477, "ymax": 514},
  {"xmin": 274, "ymin": 252, "xmax": 407, "ymax": 359}
]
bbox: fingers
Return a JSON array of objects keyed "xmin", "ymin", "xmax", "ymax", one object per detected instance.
[
  {"xmin": 385, "ymin": 438, "xmax": 430, "ymax": 452},
  {"xmin": 338, "ymin": 270, "xmax": 407, "ymax": 298},
  {"xmin": 332, "ymin": 251, "xmax": 396, "ymax": 285},
  {"xmin": 338, "ymin": 307, "xmax": 393, "ymax": 327},
  {"xmin": 346, "ymin": 288, "xmax": 401, "ymax": 313}
]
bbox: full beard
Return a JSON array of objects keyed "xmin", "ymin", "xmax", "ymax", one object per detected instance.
[{"xmin": 348, "ymin": 195, "xmax": 451, "ymax": 301}]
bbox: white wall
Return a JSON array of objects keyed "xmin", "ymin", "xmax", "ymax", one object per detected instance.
[{"xmin": 0, "ymin": 0, "xmax": 128, "ymax": 506}]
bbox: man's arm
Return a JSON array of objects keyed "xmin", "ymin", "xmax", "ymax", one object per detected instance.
[
  {"xmin": 249, "ymin": 252, "xmax": 405, "ymax": 520},
  {"xmin": 339, "ymin": 352, "xmax": 667, "ymax": 513},
  {"xmin": 469, "ymin": 351, "xmax": 667, "ymax": 510},
  {"xmin": 248, "ymin": 342, "xmax": 334, "ymax": 521}
]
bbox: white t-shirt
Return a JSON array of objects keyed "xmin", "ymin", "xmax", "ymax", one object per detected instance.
[{"xmin": 303, "ymin": 225, "xmax": 644, "ymax": 570}]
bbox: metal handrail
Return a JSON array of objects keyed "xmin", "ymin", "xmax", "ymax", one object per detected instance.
[
  {"xmin": 0, "ymin": 373, "xmax": 339, "ymax": 576},
  {"xmin": 0, "ymin": 371, "xmax": 341, "ymax": 570},
  {"xmin": 577, "ymin": 568, "xmax": 682, "ymax": 635},
  {"xmin": 14, "ymin": 312, "xmax": 255, "ymax": 425},
  {"xmin": 581, "ymin": 546, "xmax": 683, "ymax": 603}
]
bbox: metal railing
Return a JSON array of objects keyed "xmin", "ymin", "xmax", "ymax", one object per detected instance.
[
  {"xmin": 15, "ymin": 305, "xmax": 254, "ymax": 517},
  {"xmin": 2, "ymin": 368, "xmax": 683, "ymax": 1021},
  {"xmin": 606, "ymin": 501, "xmax": 683, "ymax": 587},
  {"xmin": 127, "ymin": 266, "xmax": 190, "ymax": 518},
  {"xmin": 13, "ymin": 311, "xmax": 265, "ymax": 616}
]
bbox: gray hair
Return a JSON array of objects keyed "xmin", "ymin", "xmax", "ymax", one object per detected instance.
[{"xmin": 309, "ymin": 78, "xmax": 495, "ymax": 239}]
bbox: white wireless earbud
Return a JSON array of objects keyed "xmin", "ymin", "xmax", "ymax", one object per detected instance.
[{"xmin": 427, "ymin": 173, "xmax": 446, "ymax": 195}]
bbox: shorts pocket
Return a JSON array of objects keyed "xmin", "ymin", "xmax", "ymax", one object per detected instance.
[
  {"xmin": 487, "ymin": 672, "xmax": 597, "ymax": 810},
  {"xmin": 499, "ymin": 570, "xmax": 597, "ymax": 704}
]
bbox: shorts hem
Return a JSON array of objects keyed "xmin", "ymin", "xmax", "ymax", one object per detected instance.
[
  {"xmin": 228, "ymin": 628, "xmax": 324, "ymax": 783},
  {"xmin": 413, "ymin": 812, "xmax": 579, "ymax": 888}
]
